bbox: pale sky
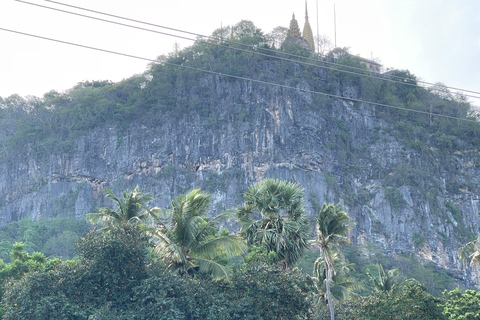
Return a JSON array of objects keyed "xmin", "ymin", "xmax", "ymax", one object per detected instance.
[{"xmin": 0, "ymin": 0, "xmax": 479, "ymax": 100}]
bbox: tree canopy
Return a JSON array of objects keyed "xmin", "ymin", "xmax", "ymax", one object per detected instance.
[
  {"xmin": 148, "ymin": 188, "xmax": 246, "ymax": 279},
  {"xmin": 237, "ymin": 179, "xmax": 310, "ymax": 269}
]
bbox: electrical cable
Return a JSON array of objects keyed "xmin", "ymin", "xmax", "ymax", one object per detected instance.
[
  {"xmin": 0, "ymin": 26, "xmax": 477, "ymax": 124},
  {"xmin": 18, "ymin": 0, "xmax": 417, "ymax": 93},
  {"xmin": 15, "ymin": 0, "xmax": 480, "ymax": 100},
  {"xmin": 43, "ymin": 0, "xmax": 480, "ymax": 97},
  {"xmin": 44, "ymin": 0, "xmax": 479, "ymax": 96}
]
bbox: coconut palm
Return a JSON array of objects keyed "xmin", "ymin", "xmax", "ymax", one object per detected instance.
[
  {"xmin": 313, "ymin": 252, "xmax": 359, "ymax": 305},
  {"xmin": 315, "ymin": 203, "xmax": 352, "ymax": 320},
  {"xmin": 87, "ymin": 186, "xmax": 158, "ymax": 232},
  {"xmin": 148, "ymin": 188, "xmax": 246, "ymax": 279},
  {"xmin": 236, "ymin": 179, "xmax": 309, "ymax": 269}
]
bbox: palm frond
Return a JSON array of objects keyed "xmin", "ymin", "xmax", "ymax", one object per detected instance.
[
  {"xmin": 313, "ymin": 252, "xmax": 359, "ymax": 303},
  {"xmin": 148, "ymin": 188, "xmax": 247, "ymax": 279},
  {"xmin": 316, "ymin": 203, "xmax": 351, "ymax": 249},
  {"xmin": 194, "ymin": 235, "xmax": 246, "ymax": 259},
  {"xmin": 88, "ymin": 186, "xmax": 157, "ymax": 232},
  {"xmin": 194, "ymin": 257, "xmax": 232, "ymax": 279},
  {"xmin": 238, "ymin": 179, "xmax": 309, "ymax": 268},
  {"xmin": 367, "ymin": 264, "xmax": 401, "ymax": 293}
]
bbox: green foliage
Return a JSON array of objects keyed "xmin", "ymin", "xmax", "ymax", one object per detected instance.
[
  {"xmin": 202, "ymin": 268, "xmax": 315, "ymax": 320},
  {"xmin": 0, "ymin": 217, "xmax": 89, "ymax": 262},
  {"xmin": 122, "ymin": 273, "xmax": 198, "ymax": 320},
  {"xmin": 3, "ymin": 266, "xmax": 90, "ymax": 320},
  {"xmin": 366, "ymin": 264, "xmax": 407, "ymax": 293},
  {"xmin": 2, "ymin": 225, "xmax": 312, "ymax": 319},
  {"xmin": 2, "ymin": 226, "xmax": 149, "ymax": 319},
  {"xmin": 384, "ymin": 187, "xmax": 407, "ymax": 211},
  {"xmin": 75, "ymin": 227, "xmax": 149, "ymax": 305},
  {"xmin": 313, "ymin": 253, "xmax": 359, "ymax": 303},
  {"xmin": 123, "ymin": 267, "xmax": 315, "ymax": 320},
  {"xmin": 315, "ymin": 203, "xmax": 352, "ymax": 320},
  {"xmin": 314, "ymin": 282, "xmax": 445, "ymax": 320},
  {"xmin": 0, "ymin": 183, "xmax": 468, "ymax": 320},
  {"xmin": 343, "ymin": 243, "xmax": 456, "ymax": 297},
  {"xmin": 392, "ymin": 254, "xmax": 456, "ymax": 297},
  {"xmin": 87, "ymin": 185, "xmax": 159, "ymax": 232},
  {"xmin": 442, "ymin": 288, "xmax": 480, "ymax": 320},
  {"xmin": 1, "ymin": 22, "xmax": 479, "ymax": 166},
  {"xmin": 0, "ymin": 242, "xmax": 61, "ymax": 318},
  {"xmin": 384, "ymin": 163, "xmax": 427, "ymax": 188},
  {"xmin": 237, "ymin": 179, "xmax": 310, "ymax": 269},
  {"xmin": 358, "ymin": 282, "xmax": 446, "ymax": 320},
  {"xmin": 412, "ymin": 231, "xmax": 426, "ymax": 250},
  {"xmin": 231, "ymin": 20, "xmax": 264, "ymax": 44},
  {"xmin": 148, "ymin": 188, "xmax": 246, "ymax": 279},
  {"xmin": 241, "ymin": 243, "xmax": 279, "ymax": 271}
]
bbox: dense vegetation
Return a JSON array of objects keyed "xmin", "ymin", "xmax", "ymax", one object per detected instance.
[
  {"xmin": 0, "ymin": 217, "xmax": 89, "ymax": 262},
  {"xmin": 0, "ymin": 183, "xmax": 476, "ymax": 319}
]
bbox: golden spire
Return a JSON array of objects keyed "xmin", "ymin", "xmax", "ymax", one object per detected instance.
[{"xmin": 303, "ymin": 1, "xmax": 315, "ymax": 52}]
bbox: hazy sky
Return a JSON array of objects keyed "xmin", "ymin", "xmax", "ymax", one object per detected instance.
[{"xmin": 0, "ymin": 0, "xmax": 479, "ymax": 99}]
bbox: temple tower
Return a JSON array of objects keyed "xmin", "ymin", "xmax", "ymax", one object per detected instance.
[
  {"xmin": 287, "ymin": 13, "xmax": 301, "ymax": 41},
  {"xmin": 302, "ymin": 1, "xmax": 315, "ymax": 52}
]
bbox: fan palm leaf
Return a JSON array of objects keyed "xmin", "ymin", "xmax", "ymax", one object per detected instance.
[{"xmin": 237, "ymin": 179, "xmax": 309, "ymax": 269}]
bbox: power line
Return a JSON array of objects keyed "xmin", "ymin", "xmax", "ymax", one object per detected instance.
[
  {"xmin": 0, "ymin": 26, "xmax": 477, "ymax": 124},
  {"xmin": 43, "ymin": 0, "xmax": 480, "ymax": 97},
  {"xmin": 15, "ymin": 0, "xmax": 198, "ymax": 43},
  {"xmin": 17, "ymin": 0, "xmax": 480, "ymax": 99}
]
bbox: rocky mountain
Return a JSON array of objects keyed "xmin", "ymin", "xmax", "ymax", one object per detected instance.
[{"xmin": 1, "ymin": 35, "xmax": 479, "ymax": 287}]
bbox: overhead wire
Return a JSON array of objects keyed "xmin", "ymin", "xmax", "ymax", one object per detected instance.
[
  {"xmin": 17, "ymin": 0, "xmax": 409, "ymax": 91},
  {"xmin": 43, "ymin": 0, "xmax": 480, "ymax": 97},
  {"xmin": 16, "ymin": 0, "xmax": 480, "ymax": 100},
  {"xmin": 0, "ymin": 26, "xmax": 477, "ymax": 124}
]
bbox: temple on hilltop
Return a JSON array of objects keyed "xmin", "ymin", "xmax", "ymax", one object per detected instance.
[{"xmin": 285, "ymin": 1, "xmax": 315, "ymax": 52}]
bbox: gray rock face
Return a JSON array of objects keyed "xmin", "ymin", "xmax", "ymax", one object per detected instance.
[{"xmin": 1, "ymin": 74, "xmax": 479, "ymax": 286}]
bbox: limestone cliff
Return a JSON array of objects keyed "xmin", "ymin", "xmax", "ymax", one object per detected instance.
[{"xmin": 0, "ymin": 48, "xmax": 479, "ymax": 287}]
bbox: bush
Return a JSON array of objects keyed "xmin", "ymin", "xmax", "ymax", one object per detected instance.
[
  {"xmin": 443, "ymin": 288, "xmax": 480, "ymax": 320},
  {"xmin": 2, "ymin": 226, "xmax": 149, "ymax": 319}
]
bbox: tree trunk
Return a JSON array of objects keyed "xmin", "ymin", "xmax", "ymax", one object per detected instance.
[{"xmin": 325, "ymin": 264, "xmax": 335, "ymax": 320}]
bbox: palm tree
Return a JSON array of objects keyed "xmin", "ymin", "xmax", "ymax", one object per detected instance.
[
  {"xmin": 236, "ymin": 179, "xmax": 309, "ymax": 269},
  {"xmin": 315, "ymin": 203, "xmax": 352, "ymax": 320},
  {"xmin": 313, "ymin": 252, "xmax": 359, "ymax": 305},
  {"xmin": 87, "ymin": 186, "xmax": 158, "ymax": 232},
  {"xmin": 366, "ymin": 264, "xmax": 401, "ymax": 293},
  {"xmin": 148, "ymin": 188, "xmax": 246, "ymax": 279}
]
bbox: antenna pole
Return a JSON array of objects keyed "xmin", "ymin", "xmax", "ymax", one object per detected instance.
[
  {"xmin": 316, "ymin": 0, "xmax": 319, "ymax": 55},
  {"xmin": 334, "ymin": 4, "xmax": 337, "ymax": 48}
]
